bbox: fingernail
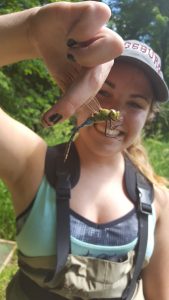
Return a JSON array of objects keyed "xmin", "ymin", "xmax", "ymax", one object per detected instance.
[
  {"xmin": 48, "ymin": 113, "xmax": 63, "ymax": 124},
  {"xmin": 67, "ymin": 39, "xmax": 78, "ymax": 48},
  {"xmin": 67, "ymin": 53, "xmax": 76, "ymax": 62}
]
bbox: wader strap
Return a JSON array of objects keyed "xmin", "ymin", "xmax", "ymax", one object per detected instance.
[
  {"xmin": 55, "ymin": 171, "xmax": 71, "ymax": 274},
  {"xmin": 45, "ymin": 158, "xmax": 71, "ymax": 288},
  {"xmin": 121, "ymin": 172, "xmax": 153, "ymax": 300},
  {"xmin": 45, "ymin": 143, "xmax": 80, "ymax": 189}
]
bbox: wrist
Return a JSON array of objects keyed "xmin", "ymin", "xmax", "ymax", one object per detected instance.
[
  {"xmin": 27, "ymin": 7, "xmax": 42, "ymax": 59},
  {"xmin": 0, "ymin": 7, "xmax": 41, "ymax": 67}
]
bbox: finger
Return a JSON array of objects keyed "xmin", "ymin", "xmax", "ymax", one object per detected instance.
[
  {"xmin": 67, "ymin": 27, "xmax": 124, "ymax": 67},
  {"xmin": 42, "ymin": 60, "xmax": 114, "ymax": 127},
  {"xmin": 66, "ymin": 1, "xmax": 111, "ymax": 42}
]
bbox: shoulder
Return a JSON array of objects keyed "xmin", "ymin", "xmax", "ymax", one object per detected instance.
[{"xmin": 154, "ymin": 185, "xmax": 169, "ymax": 220}]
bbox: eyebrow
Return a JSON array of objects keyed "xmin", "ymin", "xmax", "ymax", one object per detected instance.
[
  {"xmin": 105, "ymin": 80, "xmax": 115, "ymax": 89},
  {"xmin": 105, "ymin": 81, "xmax": 151, "ymax": 103},
  {"xmin": 130, "ymin": 94, "xmax": 150, "ymax": 103}
]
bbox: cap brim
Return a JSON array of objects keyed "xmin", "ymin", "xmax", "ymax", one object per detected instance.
[{"xmin": 116, "ymin": 55, "xmax": 169, "ymax": 102}]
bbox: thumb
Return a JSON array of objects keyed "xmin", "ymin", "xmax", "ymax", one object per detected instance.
[{"xmin": 42, "ymin": 60, "xmax": 114, "ymax": 127}]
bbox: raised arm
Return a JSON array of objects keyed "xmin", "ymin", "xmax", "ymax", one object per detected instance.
[
  {"xmin": 0, "ymin": 108, "xmax": 47, "ymax": 215},
  {"xmin": 0, "ymin": 1, "xmax": 123, "ymax": 215},
  {"xmin": 142, "ymin": 187, "xmax": 169, "ymax": 300}
]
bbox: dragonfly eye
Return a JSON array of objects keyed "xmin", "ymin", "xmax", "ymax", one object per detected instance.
[{"xmin": 109, "ymin": 109, "xmax": 120, "ymax": 121}]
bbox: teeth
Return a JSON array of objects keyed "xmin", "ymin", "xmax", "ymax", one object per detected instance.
[
  {"xmin": 106, "ymin": 129, "xmax": 120, "ymax": 137},
  {"xmin": 95, "ymin": 124, "xmax": 123, "ymax": 138}
]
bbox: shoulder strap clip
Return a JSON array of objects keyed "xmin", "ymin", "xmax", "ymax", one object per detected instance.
[
  {"xmin": 136, "ymin": 172, "xmax": 153, "ymax": 215},
  {"xmin": 138, "ymin": 187, "xmax": 152, "ymax": 215}
]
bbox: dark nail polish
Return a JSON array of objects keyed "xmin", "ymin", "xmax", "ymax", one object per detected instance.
[
  {"xmin": 67, "ymin": 53, "xmax": 76, "ymax": 62},
  {"xmin": 67, "ymin": 39, "xmax": 78, "ymax": 48},
  {"xmin": 48, "ymin": 113, "xmax": 62, "ymax": 124}
]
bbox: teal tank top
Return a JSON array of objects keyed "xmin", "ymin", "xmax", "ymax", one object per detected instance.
[{"xmin": 16, "ymin": 176, "xmax": 156, "ymax": 261}]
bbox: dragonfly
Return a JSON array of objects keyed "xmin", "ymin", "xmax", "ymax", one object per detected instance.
[{"xmin": 64, "ymin": 96, "xmax": 122, "ymax": 162}]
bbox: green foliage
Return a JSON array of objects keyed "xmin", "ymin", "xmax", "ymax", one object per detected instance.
[
  {"xmin": 0, "ymin": 181, "xmax": 15, "ymax": 240},
  {"xmin": 0, "ymin": 0, "xmax": 59, "ymax": 13},
  {"xmin": 1, "ymin": 59, "xmax": 62, "ymax": 133},
  {"xmin": 145, "ymin": 102, "xmax": 169, "ymax": 139},
  {"xmin": 43, "ymin": 119, "xmax": 74, "ymax": 145},
  {"xmin": 144, "ymin": 138, "xmax": 169, "ymax": 179},
  {"xmin": 0, "ymin": 252, "xmax": 18, "ymax": 300}
]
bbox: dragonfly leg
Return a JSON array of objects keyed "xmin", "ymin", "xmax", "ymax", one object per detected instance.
[{"xmin": 64, "ymin": 118, "xmax": 94, "ymax": 162}]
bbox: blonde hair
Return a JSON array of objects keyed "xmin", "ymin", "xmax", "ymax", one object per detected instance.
[{"xmin": 125, "ymin": 102, "xmax": 169, "ymax": 187}]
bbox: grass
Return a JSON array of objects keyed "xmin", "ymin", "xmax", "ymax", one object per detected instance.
[
  {"xmin": 144, "ymin": 138, "xmax": 169, "ymax": 179},
  {"xmin": 0, "ymin": 182, "xmax": 15, "ymax": 240},
  {"xmin": 0, "ymin": 136, "xmax": 169, "ymax": 297},
  {"xmin": 0, "ymin": 251, "xmax": 18, "ymax": 299}
]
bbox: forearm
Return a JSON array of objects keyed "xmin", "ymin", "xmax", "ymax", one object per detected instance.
[{"xmin": 0, "ymin": 7, "xmax": 40, "ymax": 67}]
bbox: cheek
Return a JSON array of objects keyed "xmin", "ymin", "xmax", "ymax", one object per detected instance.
[{"xmin": 124, "ymin": 111, "xmax": 148, "ymax": 135}]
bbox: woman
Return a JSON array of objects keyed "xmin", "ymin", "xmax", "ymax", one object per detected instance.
[{"xmin": 0, "ymin": 2, "xmax": 169, "ymax": 300}]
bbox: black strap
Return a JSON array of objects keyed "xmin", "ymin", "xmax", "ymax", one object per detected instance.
[
  {"xmin": 121, "ymin": 172, "xmax": 153, "ymax": 300},
  {"xmin": 44, "ymin": 143, "xmax": 80, "ymax": 286},
  {"xmin": 124, "ymin": 157, "xmax": 138, "ymax": 203},
  {"xmin": 55, "ymin": 171, "xmax": 71, "ymax": 274},
  {"xmin": 45, "ymin": 143, "xmax": 80, "ymax": 189},
  {"xmin": 45, "ymin": 152, "xmax": 71, "ymax": 288}
]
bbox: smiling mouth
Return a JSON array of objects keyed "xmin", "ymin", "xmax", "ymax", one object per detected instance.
[
  {"xmin": 94, "ymin": 123, "xmax": 124, "ymax": 139},
  {"xmin": 94, "ymin": 116, "xmax": 124, "ymax": 139},
  {"xmin": 105, "ymin": 128, "xmax": 122, "ymax": 138},
  {"xmin": 105, "ymin": 119, "xmax": 122, "ymax": 138}
]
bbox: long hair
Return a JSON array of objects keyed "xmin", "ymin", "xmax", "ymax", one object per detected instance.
[{"xmin": 125, "ymin": 102, "xmax": 169, "ymax": 187}]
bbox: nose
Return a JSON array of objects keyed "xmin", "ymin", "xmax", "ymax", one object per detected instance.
[
  {"xmin": 104, "ymin": 103, "xmax": 125, "ymax": 119},
  {"xmin": 101, "ymin": 100, "xmax": 121, "ymax": 112},
  {"xmin": 98, "ymin": 97, "xmax": 127, "ymax": 120}
]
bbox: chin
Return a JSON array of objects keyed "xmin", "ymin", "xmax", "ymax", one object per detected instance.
[{"xmin": 79, "ymin": 133, "xmax": 124, "ymax": 157}]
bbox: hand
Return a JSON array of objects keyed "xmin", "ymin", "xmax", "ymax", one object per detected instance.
[{"xmin": 29, "ymin": 1, "xmax": 124, "ymax": 125}]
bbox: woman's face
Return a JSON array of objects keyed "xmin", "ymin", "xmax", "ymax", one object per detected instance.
[{"xmin": 76, "ymin": 61, "xmax": 154, "ymax": 156}]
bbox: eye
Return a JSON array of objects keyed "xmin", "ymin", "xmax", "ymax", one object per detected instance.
[
  {"xmin": 98, "ymin": 90, "xmax": 110, "ymax": 97},
  {"xmin": 128, "ymin": 101, "xmax": 144, "ymax": 110}
]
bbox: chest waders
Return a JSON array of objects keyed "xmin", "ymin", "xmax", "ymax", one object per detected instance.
[{"xmin": 6, "ymin": 143, "xmax": 153, "ymax": 300}]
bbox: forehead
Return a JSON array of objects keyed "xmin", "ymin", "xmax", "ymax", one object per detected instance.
[
  {"xmin": 103, "ymin": 61, "xmax": 155, "ymax": 103},
  {"xmin": 108, "ymin": 61, "xmax": 154, "ymax": 91},
  {"xmin": 111, "ymin": 60, "xmax": 148, "ymax": 77}
]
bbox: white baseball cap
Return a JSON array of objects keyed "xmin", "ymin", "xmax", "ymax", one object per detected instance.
[{"xmin": 116, "ymin": 40, "xmax": 169, "ymax": 102}]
